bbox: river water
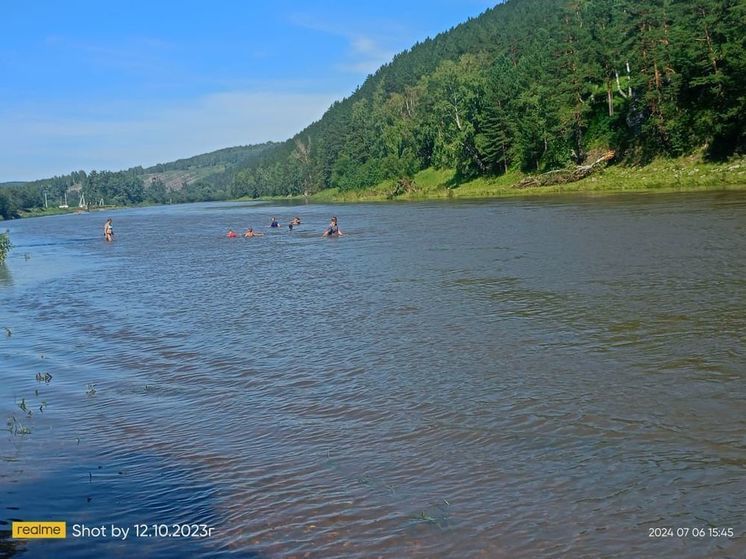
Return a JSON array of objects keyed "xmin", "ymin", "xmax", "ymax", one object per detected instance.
[{"xmin": 1, "ymin": 194, "xmax": 744, "ymax": 558}]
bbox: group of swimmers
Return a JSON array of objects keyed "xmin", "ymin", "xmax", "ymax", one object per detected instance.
[
  {"xmin": 226, "ymin": 216, "xmax": 343, "ymax": 239},
  {"xmin": 269, "ymin": 216, "xmax": 302, "ymax": 230},
  {"xmin": 226, "ymin": 227, "xmax": 262, "ymax": 238},
  {"xmin": 103, "ymin": 215, "xmax": 343, "ymax": 242}
]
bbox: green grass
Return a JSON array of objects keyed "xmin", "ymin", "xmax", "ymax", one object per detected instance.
[
  {"xmin": 571, "ymin": 156, "xmax": 746, "ymax": 192},
  {"xmin": 17, "ymin": 207, "xmax": 75, "ymax": 218},
  {"xmin": 293, "ymin": 155, "xmax": 746, "ymax": 203},
  {"xmin": 15, "ymin": 205, "xmax": 119, "ymax": 220}
]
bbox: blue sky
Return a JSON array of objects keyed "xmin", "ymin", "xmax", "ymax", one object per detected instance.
[{"xmin": 1, "ymin": 0, "xmax": 496, "ymax": 182}]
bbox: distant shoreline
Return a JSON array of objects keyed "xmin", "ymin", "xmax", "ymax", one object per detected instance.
[
  {"xmin": 256, "ymin": 156, "xmax": 746, "ymax": 203},
  {"xmin": 12, "ymin": 205, "xmax": 118, "ymax": 220},
  {"xmin": 5, "ymin": 156, "xmax": 744, "ymax": 221}
]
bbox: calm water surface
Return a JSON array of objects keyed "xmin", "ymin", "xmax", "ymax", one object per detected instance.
[{"xmin": 1, "ymin": 194, "xmax": 745, "ymax": 558}]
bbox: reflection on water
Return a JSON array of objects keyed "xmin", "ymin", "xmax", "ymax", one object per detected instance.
[
  {"xmin": 0, "ymin": 264, "xmax": 11, "ymax": 286},
  {"xmin": 1, "ymin": 194, "xmax": 745, "ymax": 558}
]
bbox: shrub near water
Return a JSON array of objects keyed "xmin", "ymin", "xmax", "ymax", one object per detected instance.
[{"xmin": 0, "ymin": 231, "xmax": 11, "ymax": 264}]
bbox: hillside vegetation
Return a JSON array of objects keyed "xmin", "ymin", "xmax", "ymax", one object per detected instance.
[
  {"xmin": 229, "ymin": 0, "xmax": 745, "ymax": 198},
  {"xmin": 0, "ymin": 143, "xmax": 274, "ymax": 219},
  {"xmin": 2, "ymin": 0, "xmax": 744, "ymax": 218}
]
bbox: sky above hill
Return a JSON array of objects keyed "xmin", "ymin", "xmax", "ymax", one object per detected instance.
[{"xmin": 0, "ymin": 0, "xmax": 496, "ymax": 182}]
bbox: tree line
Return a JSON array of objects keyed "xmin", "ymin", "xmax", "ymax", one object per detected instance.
[{"xmin": 0, "ymin": 143, "xmax": 274, "ymax": 219}]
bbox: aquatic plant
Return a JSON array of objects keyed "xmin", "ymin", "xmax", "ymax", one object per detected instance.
[
  {"xmin": 0, "ymin": 231, "xmax": 11, "ymax": 264},
  {"xmin": 6, "ymin": 415, "xmax": 31, "ymax": 436},
  {"xmin": 17, "ymin": 398, "xmax": 31, "ymax": 417},
  {"xmin": 411, "ymin": 500, "xmax": 451, "ymax": 528},
  {"xmin": 414, "ymin": 511, "xmax": 438, "ymax": 524}
]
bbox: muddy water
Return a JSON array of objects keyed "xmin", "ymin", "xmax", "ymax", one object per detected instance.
[{"xmin": 1, "ymin": 193, "xmax": 744, "ymax": 558}]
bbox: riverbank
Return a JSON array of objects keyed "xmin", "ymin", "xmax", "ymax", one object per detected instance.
[
  {"xmin": 11, "ymin": 205, "xmax": 118, "ymax": 220},
  {"xmin": 260, "ymin": 155, "xmax": 746, "ymax": 203}
]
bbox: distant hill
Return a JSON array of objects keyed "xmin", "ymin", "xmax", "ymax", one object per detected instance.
[
  {"xmin": 141, "ymin": 142, "xmax": 276, "ymax": 192},
  {"xmin": 145, "ymin": 143, "xmax": 276, "ymax": 174},
  {"xmin": 0, "ymin": 143, "xmax": 275, "ymax": 218}
]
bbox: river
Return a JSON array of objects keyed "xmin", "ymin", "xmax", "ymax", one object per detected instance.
[{"xmin": 1, "ymin": 193, "xmax": 744, "ymax": 558}]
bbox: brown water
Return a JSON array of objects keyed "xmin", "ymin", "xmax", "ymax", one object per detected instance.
[{"xmin": 1, "ymin": 194, "xmax": 745, "ymax": 558}]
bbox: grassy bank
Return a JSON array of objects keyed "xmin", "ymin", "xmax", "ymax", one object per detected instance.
[
  {"xmin": 12, "ymin": 205, "xmax": 118, "ymax": 220},
  {"xmin": 298, "ymin": 155, "xmax": 746, "ymax": 203},
  {"xmin": 15, "ymin": 207, "xmax": 85, "ymax": 218}
]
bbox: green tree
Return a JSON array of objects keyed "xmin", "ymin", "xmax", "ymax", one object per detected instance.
[{"xmin": 0, "ymin": 191, "xmax": 17, "ymax": 220}]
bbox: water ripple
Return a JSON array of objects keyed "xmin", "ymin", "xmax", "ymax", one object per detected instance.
[{"xmin": 1, "ymin": 197, "xmax": 745, "ymax": 558}]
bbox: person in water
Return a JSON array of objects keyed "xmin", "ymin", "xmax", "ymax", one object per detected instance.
[
  {"xmin": 270, "ymin": 217, "xmax": 279, "ymax": 228},
  {"xmin": 243, "ymin": 227, "xmax": 264, "ymax": 238},
  {"xmin": 226, "ymin": 228, "xmax": 238, "ymax": 238},
  {"xmin": 104, "ymin": 218, "xmax": 114, "ymax": 242},
  {"xmin": 322, "ymin": 216, "xmax": 343, "ymax": 237}
]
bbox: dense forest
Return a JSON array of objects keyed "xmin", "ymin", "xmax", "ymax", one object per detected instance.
[
  {"xmin": 229, "ymin": 0, "xmax": 745, "ymax": 197},
  {"xmin": 2, "ymin": 0, "xmax": 744, "ymax": 217}
]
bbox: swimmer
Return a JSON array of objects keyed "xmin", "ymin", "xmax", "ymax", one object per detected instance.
[
  {"xmin": 104, "ymin": 218, "xmax": 114, "ymax": 242},
  {"xmin": 322, "ymin": 216, "xmax": 343, "ymax": 237},
  {"xmin": 243, "ymin": 227, "xmax": 264, "ymax": 238}
]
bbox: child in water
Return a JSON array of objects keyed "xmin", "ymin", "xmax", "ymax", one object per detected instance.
[{"xmin": 322, "ymin": 216, "xmax": 343, "ymax": 237}]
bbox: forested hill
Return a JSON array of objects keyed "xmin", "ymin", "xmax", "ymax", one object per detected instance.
[
  {"xmin": 230, "ymin": 0, "xmax": 745, "ymax": 198},
  {"xmin": 0, "ymin": 142, "xmax": 274, "ymax": 219},
  {"xmin": 143, "ymin": 143, "xmax": 276, "ymax": 174}
]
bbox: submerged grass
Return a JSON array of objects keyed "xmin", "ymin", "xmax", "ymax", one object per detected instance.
[
  {"xmin": 411, "ymin": 499, "xmax": 452, "ymax": 528},
  {"xmin": 3, "ymin": 336, "xmax": 59, "ymax": 438},
  {"xmin": 6, "ymin": 415, "xmax": 31, "ymax": 436}
]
